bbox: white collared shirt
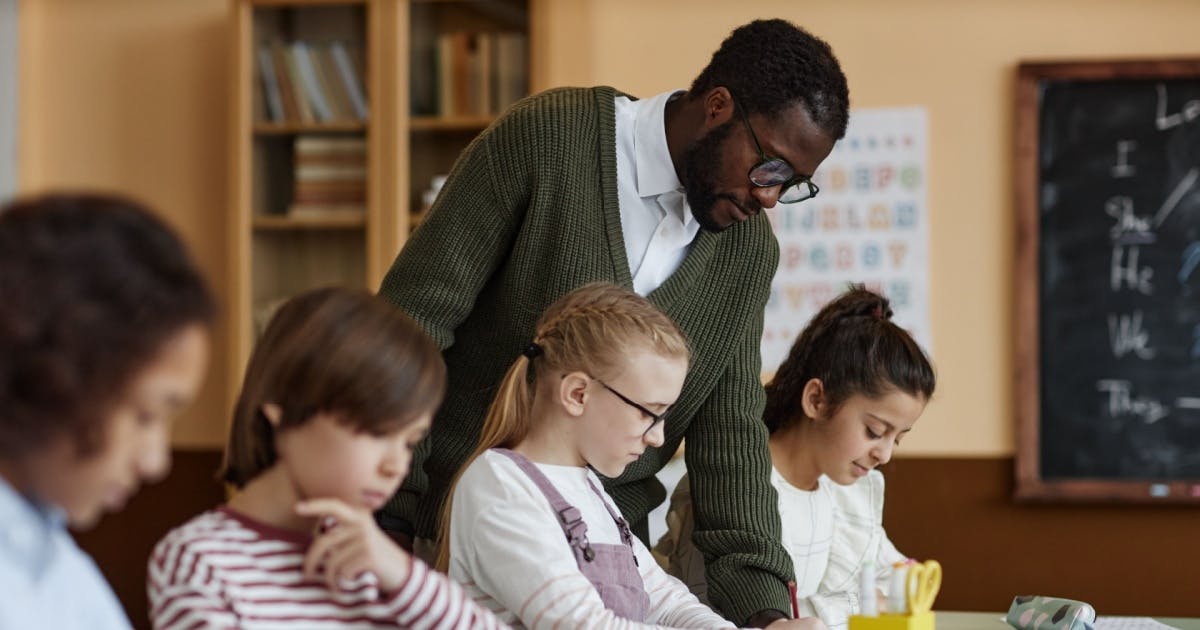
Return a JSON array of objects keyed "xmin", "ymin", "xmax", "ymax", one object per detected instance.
[
  {"xmin": 0, "ymin": 476, "xmax": 131, "ymax": 629},
  {"xmin": 614, "ymin": 90, "xmax": 701, "ymax": 296}
]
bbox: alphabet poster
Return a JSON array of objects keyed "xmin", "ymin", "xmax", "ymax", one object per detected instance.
[{"xmin": 761, "ymin": 107, "xmax": 931, "ymax": 373}]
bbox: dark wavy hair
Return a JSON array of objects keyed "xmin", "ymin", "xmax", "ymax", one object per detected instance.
[
  {"xmin": 763, "ymin": 285, "xmax": 935, "ymax": 433},
  {"xmin": 689, "ymin": 19, "xmax": 850, "ymax": 139},
  {"xmin": 0, "ymin": 194, "xmax": 215, "ymax": 458},
  {"xmin": 221, "ymin": 287, "xmax": 447, "ymax": 488}
]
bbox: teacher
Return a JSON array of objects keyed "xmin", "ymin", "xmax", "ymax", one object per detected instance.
[{"xmin": 378, "ymin": 18, "xmax": 849, "ymax": 628}]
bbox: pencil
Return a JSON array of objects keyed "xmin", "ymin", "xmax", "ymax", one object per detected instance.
[{"xmin": 788, "ymin": 580, "xmax": 799, "ymax": 619}]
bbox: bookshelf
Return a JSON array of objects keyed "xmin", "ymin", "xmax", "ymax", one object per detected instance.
[
  {"xmin": 230, "ymin": 0, "xmax": 534, "ymax": 407},
  {"xmin": 408, "ymin": 0, "xmax": 530, "ymax": 227},
  {"xmin": 230, "ymin": 0, "xmax": 405, "ymax": 404}
]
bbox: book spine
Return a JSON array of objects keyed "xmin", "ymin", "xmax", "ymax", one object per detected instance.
[
  {"xmin": 280, "ymin": 42, "xmax": 314, "ymax": 123},
  {"xmin": 257, "ymin": 46, "xmax": 284, "ymax": 122},
  {"xmin": 292, "ymin": 41, "xmax": 333, "ymax": 122},
  {"xmin": 331, "ymin": 42, "xmax": 368, "ymax": 121},
  {"xmin": 314, "ymin": 45, "xmax": 352, "ymax": 122}
]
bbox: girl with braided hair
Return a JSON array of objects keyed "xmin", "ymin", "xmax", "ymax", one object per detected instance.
[
  {"xmin": 656, "ymin": 285, "xmax": 936, "ymax": 629},
  {"xmin": 438, "ymin": 282, "xmax": 754, "ymax": 629}
]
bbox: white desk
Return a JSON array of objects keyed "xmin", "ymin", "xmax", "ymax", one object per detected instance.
[{"xmin": 937, "ymin": 611, "xmax": 1200, "ymax": 630}]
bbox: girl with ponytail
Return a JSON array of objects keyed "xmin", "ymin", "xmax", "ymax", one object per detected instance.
[
  {"xmin": 438, "ymin": 282, "xmax": 745, "ymax": 629},
  {"xmin": 657, "ymin": 285, "xmax": 936, "ymax": 629}
]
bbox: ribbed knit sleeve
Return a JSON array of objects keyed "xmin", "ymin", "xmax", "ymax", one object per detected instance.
[
  {"xmin": 377, "ymin": 121, "xmax": 527, "ymax": 352},
  {"xmin": 377, "ymin": 103, "xmax": 530, "ymax": 529},
  {"xmin": 682, "ymin": 259, "xmax": 793, "ymax": 625}
]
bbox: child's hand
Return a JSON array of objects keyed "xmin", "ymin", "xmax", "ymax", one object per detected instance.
[
  {"xmin": 296, "ymin": 498, "xmax": 413, "ymax": 594},
  {"xmin": 764, "ymin": 618, "xmax": 828, "ymax": 630}
]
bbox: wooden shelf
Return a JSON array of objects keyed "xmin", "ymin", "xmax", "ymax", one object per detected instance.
[
  {"xmin": 253, "ymin": 214, "xmax": 366, "ymax": 230},
  {"xmin": 250, "ymin": 0, "xmax": 366, "ymax": 7},
  {"xmin": 410, "ymin": 115, "xmax": 495, "ymax": 132},
  {"xmin": 254, "ymin": 121, "xmax": 367, "ymax": 135},
  {"xmin": 232, "ymin": 0, "xmax": 534, "ymax": 433}
]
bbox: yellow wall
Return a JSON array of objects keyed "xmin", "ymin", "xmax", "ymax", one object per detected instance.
[
  {"xmin": 18, "ymin": 0, "xmax": 1200, "ymax": 454},
  {"xmin": 540, "ymin": 0, "xmax": 1200, "ymax": 456},
  {"xmin": 19, "ymin": 0, "xmax": 231, "ymax": 448}
]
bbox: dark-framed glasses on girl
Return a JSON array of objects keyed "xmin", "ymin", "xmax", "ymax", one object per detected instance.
[{"xmin": 592, "ymin": 378, "xmax": 668, "ymax": 437}]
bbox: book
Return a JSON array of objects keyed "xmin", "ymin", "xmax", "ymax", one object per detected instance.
[
  {"xmin": 287, "ymin": 204, "xmax": 366, "ymax": 220},
  {"xmin": 295, "ymin": 164, "xmax": 367, "ymax": 180},
  {"xmin": 331, "ymin": 42, "xmax": 369, "ymax": 121},
  {"xmin": 493, "ymin": 33, "xmax": 528, "ymax": 113},
  {"xmin": 257, "ymin": 45, "xmax": 284, "ymax": 122},
  {"xmin": 294, "ymin": 135, "xmax": 366, "ymax": 154},
  {"xmin": 278, "ymin": 41, "xmax": 314, "ymax": 123},
  {"xmin": 313, "ymin": 45, "xmax": 353, "ymax": 122},
  {"xmin": 472, "ymin": 32, "xmax": 493, "ymax": 116},
  {"xmin": 292, "ymin": 41, "xmax": 333, "ymax": 122}
]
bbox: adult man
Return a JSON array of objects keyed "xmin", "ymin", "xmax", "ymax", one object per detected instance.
[{"xmin": 378, "ymin": 18, "xmax": 848, "ymax": 628}]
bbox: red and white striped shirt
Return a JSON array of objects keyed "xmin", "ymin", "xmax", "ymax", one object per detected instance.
[{"xmin": 148, "ymin": 507, "xmax": 508, "ymax": 630}]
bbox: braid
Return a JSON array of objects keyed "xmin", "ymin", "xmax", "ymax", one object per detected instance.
[{"xmin": 532, "ymin": 284, "xmax": 689, "ymax": 377}]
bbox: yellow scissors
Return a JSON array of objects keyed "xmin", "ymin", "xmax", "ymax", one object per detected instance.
[{"xmin": 905, "ymin": 560, "xmax": 942, "ymax": 614}]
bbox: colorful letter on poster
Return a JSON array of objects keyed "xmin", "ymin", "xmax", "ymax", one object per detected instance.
[{"xmin": 761, "ymin": 107, "xmax": 931, "ymax": 373}]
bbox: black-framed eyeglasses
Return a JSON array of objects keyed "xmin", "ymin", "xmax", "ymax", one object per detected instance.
[
  {"xmin": 733, "ymin": 96, "xmax": 819, "ymax": 204},
  {"xmin": 592, "ymin": 377, "xmax": 668, "ymax": 438}
]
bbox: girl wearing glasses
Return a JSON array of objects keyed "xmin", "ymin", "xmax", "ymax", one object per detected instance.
[
  {"xmin": 656, "ymin": 285, "xmax": 936, "ymax": 628},
  {"xmin": 436, "ymin": 283, "xmax": 745, "ymax": 629}
]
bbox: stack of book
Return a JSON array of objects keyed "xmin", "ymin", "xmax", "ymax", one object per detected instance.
[
  {"xmin": 411, "ymin": 31, "xmax": 528, "ymax": 118},
  {"xmin": 290, "ymin": 135, "xmax": 366, "ymax": 219},
  {"xmin": 257, "ymin": 40, "xmax": 368, "ymax": 124}
]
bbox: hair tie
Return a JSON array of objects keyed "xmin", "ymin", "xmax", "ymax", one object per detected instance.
[
  {"xmin": 872, "ymin": 305, "xmax": 884, "ymax": 319},
  {"xmin": 522, "ymin": 342, "xmax": 544, "ymax": 359}
]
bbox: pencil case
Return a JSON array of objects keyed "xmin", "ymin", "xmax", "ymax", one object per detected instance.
[{"xmin": 1005, "ymin": 596, "xmax": 1095, "ymax": 630}]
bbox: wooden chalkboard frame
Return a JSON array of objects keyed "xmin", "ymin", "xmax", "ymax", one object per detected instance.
[{"xmin": 1015, "ymin": 58, "xmax": 1200, "ymax": 503}]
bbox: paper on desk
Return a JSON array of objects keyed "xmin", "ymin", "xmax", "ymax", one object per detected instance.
[{"xmin": 1094, "ymin": 618, "xmax": 1178, "ymax": 630}]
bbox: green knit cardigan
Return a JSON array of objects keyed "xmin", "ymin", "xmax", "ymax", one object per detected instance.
[{"xmin": 378, "ymin": 86, "xmax": 791, "ymax": 623}]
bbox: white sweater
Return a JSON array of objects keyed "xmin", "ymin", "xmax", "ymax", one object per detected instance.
[
  {"xmin": 448, "ymin": 450, "xmax": 736, "ymax": 630},
  {"xmin": 655, "ymin": 468, "xmax": 905, "ymax": 629}
]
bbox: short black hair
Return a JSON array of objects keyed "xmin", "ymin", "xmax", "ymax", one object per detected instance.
[
  {"xmin": 689, "ymin": 19, "xmax": 850, "ymax": 139},
  {"xmin": 0, "ymin": 194, "xmax": 215, "ymax": 458}
]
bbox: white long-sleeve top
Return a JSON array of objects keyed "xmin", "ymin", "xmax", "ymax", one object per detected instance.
[
  {"xmin": 656, "ymin": 468, "xmax": 905, "ymax": 630},
  {"xmin": 448, "ymin": 450, "xmax": 736, "ymax": 630}
]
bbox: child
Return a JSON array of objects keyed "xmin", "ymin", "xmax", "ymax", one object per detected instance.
[
  {"xmin": 655, "ymin": 285, "xmax": 936, "ymax": 629},
  {"xmin": 0, "ymin": 194, "xmax": 215, "ymax": 629},
  {"xmin": 148, "ymin": 288, "xmax": 508, "ymax": 629},
  {"xmin": 440, "ymin": 282, "xmax": 751, "ymax": 630}
]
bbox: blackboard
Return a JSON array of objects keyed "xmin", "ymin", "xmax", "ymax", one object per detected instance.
[{"xmin": 1015, "ymin": 59, "xmax": 1200, "ymax": 502}]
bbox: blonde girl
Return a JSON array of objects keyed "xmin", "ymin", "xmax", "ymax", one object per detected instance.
[{"xmin": 440, "ymin": 282, "xmax": 821, "ymax": 630}]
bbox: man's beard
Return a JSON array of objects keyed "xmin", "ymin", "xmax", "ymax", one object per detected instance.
[{"xmin": 680, "ymin": 120, "xmax": 757, "ymax": 233}]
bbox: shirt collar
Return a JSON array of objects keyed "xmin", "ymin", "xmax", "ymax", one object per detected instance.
[
  {"xmin": 633, "ymin": 89, "xmax": 687, "ymax": 201},
  {"xmin": 0, "ymin": 474, "xmax": 64, "ymax": 579}
]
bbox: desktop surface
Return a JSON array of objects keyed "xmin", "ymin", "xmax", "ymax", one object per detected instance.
[{"xmin": 937, "ymin": 611, "xmax": 1200, "ymax": 630}]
